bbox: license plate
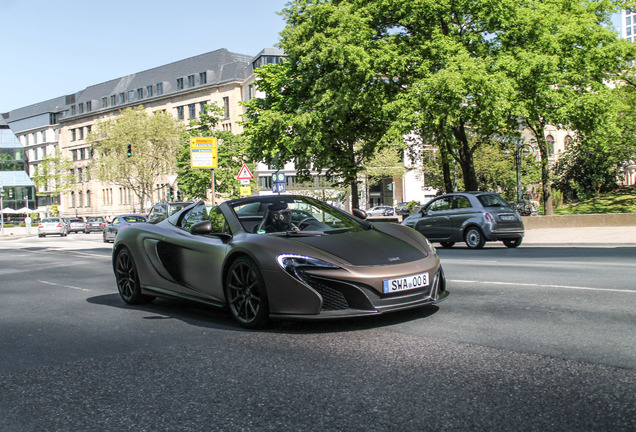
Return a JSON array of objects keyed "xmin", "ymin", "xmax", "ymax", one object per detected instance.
[
  {"xmin": 383, "ymin": 272, "xmax": 429, "ymax": 294},
  {"xmin": 500, "ymin": 215, "xmax": 516, "ymax": 221}
]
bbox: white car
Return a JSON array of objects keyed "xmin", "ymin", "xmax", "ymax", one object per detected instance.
[
  {"xmin": 366, "ymin": 205, "xmax": 394, "ymax": 217},
  {"xmin": 38, "ymin": 217, "xmax": 68, "ymax": 238}
]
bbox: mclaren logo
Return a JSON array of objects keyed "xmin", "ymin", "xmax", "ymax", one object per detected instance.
[{"xmin": 388, "ymin": 257, "xmax": 401, "ymax": 262}]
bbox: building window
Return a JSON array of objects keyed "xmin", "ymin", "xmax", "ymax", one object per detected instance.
[
  {"xmin": 137, "ymin": 88, "xmax": 144, "ymax": 100},
  {"xmin": 188, "ymin": 75, "xmax": 195, "ymax": 87},
  {"xmin": 86, "ymin": 190, "xmax": 91, "ymax": 207},
  {"xmin": 78, "ymin": 191, "xmax": 83, "ymax": 208},
  {"xmin": 102, "ymin": 97, "xmax": 108, "ymax": 108},
  {"xmin": 78, "ymin": 168, "xmax": 83, "ymax": 183},
  {"xmin": 71, "ymin": 129, "xmax": 76, "ymax": 141},
  {"xmin": 79, "ymin": 103, "xmax": 84, "ymax": 114},
  {"xmin": 71, "ymin": 105, "xmax": 76, "ymax": 115},
  {"xmin": 70, "ymin": 192, "xmax": 75, "ymax": 208},
  {"xmin": 147, "ymin": 85, "xmax": 153, "ymax": 97},
  {"xmin": 78, "ymin": 128, "xmax": 84, "ymax": 140},
  {"xmin": 156, "ymin": 83, "xmax": 163, "ymax": 95},
  {"xmin": 546, "ymin": 135, "xmax": 555, "ymax": 155},
  {"xmin": 79, "ymin": 148, "xmax": 86, "ymax": 160},
  {"xmin": 200, "ymin": 72, "xmax": 207, "ymax": 84},
  {"xmin": 199, "ymin": 101, "xmax": 207, "ymax": 114},
  {"xmin": 177, "ymin": 106, "xmax": 184, "ymax": 120},
  {"xmin": 188, "ymin": 104, "xmax": 196, "ymax": 119},
  {"xmin": 86, "ymin": 101, "xmax": 92, "ymax": 112},
  {"xmin": 71, "ymin": 150, "xmax": 77, "ymax": 161},
  {"xmin": 111, "ymin": 95, "xmax": 116, "ymax": 105},
  {"xmin": 41, "ymin": 130, "xmax": 46, "ymax": 142},
  {"xmin": 177, "ymin": 78, "xmax": 184, "ymax": 90},
  {"xmin": 128, "ymin": 90, "xmax": 135, "ymax": 102},
  {"xmin": 223, "ymin": 97, "xmax": 230, "ymax": 119},
  {"xmin": 119, "ymin": 93, "xmax": 125, "ymax": 104}
]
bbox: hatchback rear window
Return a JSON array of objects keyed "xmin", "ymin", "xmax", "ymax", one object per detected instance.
[{"xmin": 477, "ymin": 194, "xmax": 509, "ymax": 208}]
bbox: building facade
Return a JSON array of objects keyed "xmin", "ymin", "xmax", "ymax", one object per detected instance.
[
  {"xmin": 3, "ymin": 48, "xmax": 286, "ymax": 219},
  {"xmin": 0, "ymin": 117, "xmax": 37, "ymax": 217}
]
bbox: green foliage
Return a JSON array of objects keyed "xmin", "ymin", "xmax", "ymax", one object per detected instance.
[
  {"xmin": 87, "ymin": 106, "xmax": 185, "ymax": 211},
  {"xmin": 32, "ymin": 149, "xmax": 74, "ymax": 195},
  {"xmin": 178, "ymin": 104, "xmax": 257, "ymax": 200},
  {"xmin": 552, "ymin": 187, "xmax": 636, "ymax": 215}
]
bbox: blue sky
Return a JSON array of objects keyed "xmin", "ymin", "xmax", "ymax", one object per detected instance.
[{"xmin": 0, "ymin": 0, "xmax": 289, "ymax": 113}]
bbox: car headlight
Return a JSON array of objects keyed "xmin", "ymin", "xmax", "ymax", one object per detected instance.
[{"xmin": 277, "ymin": 254, "xmax": 340, "ymax": 278}]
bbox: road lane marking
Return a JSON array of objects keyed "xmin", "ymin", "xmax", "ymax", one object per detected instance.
[
  {"xmin": 39, "ymin": 280, "xmax": 91, "ymax": 292},
  {"xmin": 450, "ymin": 279, "xmax": 636, "ymax": 294}
]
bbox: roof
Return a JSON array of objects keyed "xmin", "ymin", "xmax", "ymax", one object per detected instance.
[
  {"xmin": 3, "ymin": 48, "xmax": 255, "ymax": 125},
  {"xmin": 0, "ymin": 171, "xmax": 34, "ymax": 187}
]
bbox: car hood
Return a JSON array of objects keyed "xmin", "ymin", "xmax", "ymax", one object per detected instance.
[{"xmin": 282, "ymin": 229, "xmax": 426, "ymax": 266}]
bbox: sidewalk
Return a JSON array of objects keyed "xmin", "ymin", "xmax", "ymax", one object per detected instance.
[{"xmin": 2, "ymin": 224, "xmax": 636, "ymax": 245}]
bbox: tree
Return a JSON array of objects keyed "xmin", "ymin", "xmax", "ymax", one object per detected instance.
[
  {"xmin": 242, "ymin": 1, "xmax": 401, "ymax": 209},
  {"xmin": 32, "ymin": 149, "xmax": 74, "ymax": 196},
  {"xmin": 177, "ymin": 104, "xmax": 257, "ymax": 201},
  {"xmin": 498, "ymin": 0, "xmax": 635, "ymax": 214},
  {"xmin": 87, "ymin": 106, "xmax": 185, "ymax": 212}
]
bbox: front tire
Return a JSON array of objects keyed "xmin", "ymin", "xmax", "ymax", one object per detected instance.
[
  {"xmin": 224, "ymin": 257, "xmax": 270, "ymax": 329},
  {"xmin": 464, "ymin": 227, "xmax": 485, "ymax": 249},
  {"xmin": 115, "ymin": 247, "xmax": 155, "ymax": 305},
  {"xmin": 503, "ymin": 238, "xmax": 523, "ymax": 248}
]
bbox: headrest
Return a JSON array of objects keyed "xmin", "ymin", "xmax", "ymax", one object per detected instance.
[{"xmin": 268, "ymin": 201, "xmax": 289, "ymax": 212}]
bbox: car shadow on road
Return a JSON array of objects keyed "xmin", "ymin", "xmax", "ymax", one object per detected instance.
[
  {"xmin": 87, "ymin": 293, "xmax": 442, "ymax": 334},
  {"xmin": 436, "ymin": 245, "xmax": 636, "ymax": 259}
]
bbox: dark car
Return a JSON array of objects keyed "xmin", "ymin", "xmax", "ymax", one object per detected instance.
[
  {"xmin": 113, "ymin": 195, "xmax": 448, "ymax": 329},
  {"xmin": 402, "ymin": 192, "xmax": 524, "ymax": 249},
  {"xmin": 103, "ymin": 214, "xmax": 147, "ymax": 243},
  {"xmin": 394, "ymin": 202, "xmax": 411, "ymax": 216},
  {"xmin": 85, "ymin": 217, "xmax": 106, "ymax": 233},
  {"xmin": 147, "ymin": 201, "xmax": 192, "ymax": 224}
]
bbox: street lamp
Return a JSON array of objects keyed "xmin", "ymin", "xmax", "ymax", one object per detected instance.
[
  {"xmin": 0, "ymin": 181, "xmax": 4, "ymax": 236},
  {"xmin": 511, "ymin": 139, "xmax": 536, "ymax": 203}
]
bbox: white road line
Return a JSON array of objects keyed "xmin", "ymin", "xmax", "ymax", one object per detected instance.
[
  {"xmin": 39, "ymin": 280, "xmax": 91, "ymax": 292},
  {"xmin": 450, "ymin": 279, "xmax": 636, "ymax": 294}
]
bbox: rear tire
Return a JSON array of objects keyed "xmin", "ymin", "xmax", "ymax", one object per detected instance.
[
  {"xmin": 464, "ymin": 227, "xmax": 485, "ymax": 249},
  {"xmin": 503, "ymin": 238, "xmax": 523, "ymax": 248},
  {"xmin": 115, "ymin": 247, "xmax": 155, "ymax": 305},
  {"xmin": 224, "ymin": 257, "xmax": 270, "ymax": 329}
]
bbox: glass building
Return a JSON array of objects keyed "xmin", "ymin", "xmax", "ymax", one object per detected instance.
[{"xmin": 0, "ymin": 116, "xmax": 36, "ymax": 212}]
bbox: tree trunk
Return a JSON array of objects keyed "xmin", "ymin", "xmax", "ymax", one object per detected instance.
[{"xmin": 452, "ymin": 124, "xmax": 478, "ymax": 191}]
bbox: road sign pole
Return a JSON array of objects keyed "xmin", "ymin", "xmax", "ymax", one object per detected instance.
[{"xmin": 211, "ymin": 169, "xmax": 215, "ymax": 205}]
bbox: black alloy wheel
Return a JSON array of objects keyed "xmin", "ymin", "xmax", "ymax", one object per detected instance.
[
  {"xmin": 464, "ymin": 226, "xmax": 486, "ymax": 249},
  {"xmin": 503, "ymin": 238, "xmax": 523, "ymax": 248},
  {"xmin": 115, "ymin": 247, "xmax": 155, "ymax": 305},
  {"xmin": 224, "ymin": 257, "xmax": 269, "ymax": 329}
]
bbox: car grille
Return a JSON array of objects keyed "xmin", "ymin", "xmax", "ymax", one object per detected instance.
[{"xmin": 304, "ymin": 276, "xmax": 349, "ymax": 310}]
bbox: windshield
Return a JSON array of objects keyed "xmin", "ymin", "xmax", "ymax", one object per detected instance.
[{"xmin": 231, "ymin": 196, "xmax": 367, "ymax": 235}]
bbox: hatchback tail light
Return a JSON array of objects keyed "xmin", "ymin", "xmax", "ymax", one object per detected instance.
[
  {"xmin": 56, "ymin": 223, "xmax": 63, "ymax": 228},
  {"xmin": 485, "ymin": 212, "xmax": 495, "ymax": 223},
  {"xmin": 38, "ymin": 224, "xmax": 44, "ymax": 228}
]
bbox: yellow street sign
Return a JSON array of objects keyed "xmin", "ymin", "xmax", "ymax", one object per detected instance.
[
  {"xmin": 190, "ymin": 137, "xmax": 217, "ymax": 168},
  {"xmin": 239, "ymin": 186, "xmax": 251, "ymax": 197}
]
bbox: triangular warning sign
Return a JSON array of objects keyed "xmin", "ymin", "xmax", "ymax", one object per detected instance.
[{"xmin": 236, "ymin": 164, "xmax": 254, "ymax": 180}]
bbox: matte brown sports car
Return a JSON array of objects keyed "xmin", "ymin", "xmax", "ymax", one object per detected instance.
[{"xmin": 112, "ymin": 195, "xmax": 448, "ymax": 328}]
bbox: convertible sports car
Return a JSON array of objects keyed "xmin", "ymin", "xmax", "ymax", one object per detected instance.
[{"xmin": 112, "ymin": 195, "xmax": 448, "ymax": 328}]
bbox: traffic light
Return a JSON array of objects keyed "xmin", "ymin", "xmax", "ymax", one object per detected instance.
[
  {"xmin": 169, "ymin": 186, "xmax": 174, "ymax": 200},
  {"xmin": 126, "ymin": 143, "xmax": 132, "ymax": 157}
]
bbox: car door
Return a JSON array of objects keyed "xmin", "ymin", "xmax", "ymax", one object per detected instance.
[
  {"xmin": 449, "ymin": 196, "xmax": 476, "ymax": 240},
  {"xmin": 154, "ymin": 203, "xmax": 230, "ymax": 302},
  {"xmin": 413, "ymin": 196, "xmax": 454, "ymax": 241}
]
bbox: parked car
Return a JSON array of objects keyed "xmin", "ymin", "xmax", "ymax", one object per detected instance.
[
  {"xmin": 67, "ymin": 218, "xmax": 86, "ymax": 233},
  {"xmin": 366, "ymin": 205, "xmax": 394, "ymax": 217},
  {"xmin": 103, "ymin": 214, "xmax": 147, "ymax": 243},
  {"xmin": 85, "ymin": 217, "xmax": 106, "ymax": 233},
  {"xmin": 38, "ymin": 217, "xmax": 68, "ymax": 238},
  {"xmin": 113, "ymin": 195, "xmax": 448, "ymax": 328},
  {"xmin": 394, "ymin": 202, "xmax": 411, "ymax": 216},
  {"xmin": 402, "ymin": 192, "xmax": 524, "ymax": 249},
  {"xmin": 147, "ymin": 201, "xmax": 192, "ymax": 224}
]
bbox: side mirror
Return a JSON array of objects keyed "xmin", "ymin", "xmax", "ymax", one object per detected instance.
[
  {"xmin": 190, "ymin": 220, "xmax": 212, "ymax": 235},
  {"xmin": 352, "ymin": 208, "xmax": 367, "ymax": 220}
]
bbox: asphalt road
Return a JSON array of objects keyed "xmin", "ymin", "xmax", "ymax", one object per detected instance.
[{"xmin": 0, "ymin": 234, "xmax": 634, "ymax": 431}]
